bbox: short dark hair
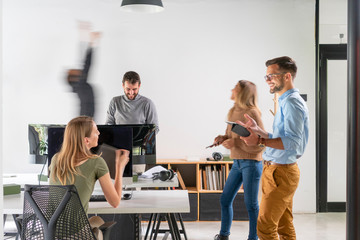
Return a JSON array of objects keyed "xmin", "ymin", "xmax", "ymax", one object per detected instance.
[
  {"xmin": 266, "ymin": 56, "xmax": 297, "ymax": 79},
  {"xmin": 123, "ymin": 71, "xmax": 141, "ymax": 85}
]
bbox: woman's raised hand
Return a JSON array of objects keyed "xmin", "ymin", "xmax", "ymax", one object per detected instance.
[{"xmin": 115, "ymin": 149, "xmax": 130, "ymax": 169}]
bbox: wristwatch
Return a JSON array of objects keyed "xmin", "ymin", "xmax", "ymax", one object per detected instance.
[{"xmin": 258, "ymin": 136, "xmax": 266, "ymax": 148}]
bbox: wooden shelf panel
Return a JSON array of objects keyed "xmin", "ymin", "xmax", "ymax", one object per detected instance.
[
  {"xmin": 198, "ymin": 189, "xmax": 244, "ymax": 193},
  {"xmin": 199, "ymin": 190, "xmax": 223, "ymax": 193},
  {"xmin": 158, "ymin": 159, "xmax": 246, "ymax": 221},
  {"xmin": 157, "ymin": 159, "xmax": 233, "ymax": 164}
]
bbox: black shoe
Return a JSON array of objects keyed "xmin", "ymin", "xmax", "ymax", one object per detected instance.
[{"xmin": 214, "ymin": 234, "xmax": 229, "ymax": 240}]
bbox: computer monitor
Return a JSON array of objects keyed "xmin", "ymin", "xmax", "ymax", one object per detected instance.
[
  {"xmin": 28, "ymin": 124, "xmax": 65, "ymax": 164},
  {"xmin": 99, "ymin": 124, "xmax": 156, "ymax": 165},
  {"xmin": 47, "ymin": 125, "xmax": 134, "ymax": 185},
  {"xmin": 28, "ymin": 125, "xmax": 41, "ymax": 155}
]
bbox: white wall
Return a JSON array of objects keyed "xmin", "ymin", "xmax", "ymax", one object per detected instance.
[
  {"xmin": 327, "ymin": 60, "xmax": 347, "ymax": 202},
  {"xmin": 2, "ymin": 0, "xmax": 316, "ymax": 213},
  {"xmin": 320, "ymin": 0, "xmax": 347, "ymax": 43},
  {"xmin": 319, "ymin": 0, "xmax": 347, "ymax": 203}
]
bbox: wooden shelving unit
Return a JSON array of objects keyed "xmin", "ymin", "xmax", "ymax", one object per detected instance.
[{"xmin": 156, "ymin": 159, "xmax": 248, "ymax": 221}]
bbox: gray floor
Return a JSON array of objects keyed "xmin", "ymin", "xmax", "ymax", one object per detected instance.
[
  {"xmin": 4, "ymin": 213, "xmax": 346, "ymax": 240},
  {"xmin": 180, "ymin": 213, "xmax": 346, "ymax": 240}
]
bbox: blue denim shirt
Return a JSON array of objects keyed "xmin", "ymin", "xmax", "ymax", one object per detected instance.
[{"xmin": 263, "ymin": 88, "xmax": 309, "ymax": 164}]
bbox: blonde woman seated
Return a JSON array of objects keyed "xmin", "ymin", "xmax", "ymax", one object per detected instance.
[{"xmin": 49, "ymin": 116, "xmax": 129, "ymax": 239}]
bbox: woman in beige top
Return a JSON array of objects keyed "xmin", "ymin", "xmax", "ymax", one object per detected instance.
[{"xmin": 213, "ymin": 80, "xmax": 264, "ymax": 240}]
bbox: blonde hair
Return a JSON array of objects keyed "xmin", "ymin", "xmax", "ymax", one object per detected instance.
[
  {"xmin": 228, "ymin": 80, "xmax": 261, "ymax": 119},
  {"xmin": 51, "ymin": 116, "xmax": 98, "ymax": 185}
]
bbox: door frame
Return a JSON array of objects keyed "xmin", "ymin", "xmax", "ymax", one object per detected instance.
[{"xmin": 317, "ymin": 44, "xmax": 347, "ymax": 212}]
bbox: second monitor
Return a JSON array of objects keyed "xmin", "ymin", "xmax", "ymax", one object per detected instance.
[{"xmin": 100, "ymin": 124, "xmax": 157, "ymax": 165}]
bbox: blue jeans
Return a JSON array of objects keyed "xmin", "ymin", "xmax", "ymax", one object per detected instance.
[{"xmin": 220, "ymin": 159, "xmax": 262, "ymax": 240}]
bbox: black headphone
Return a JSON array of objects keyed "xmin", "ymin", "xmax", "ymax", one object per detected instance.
[
  {"xmin": 152, "ymin": 169, "xmax": 175, "ymax": 181},
  {"xmin": 206, "ymin": 152, "xmax": 223, "ymax": 161}
]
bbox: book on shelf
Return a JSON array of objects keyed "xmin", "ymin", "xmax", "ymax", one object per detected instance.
[
  {"xmin": 176, "ymin": 170, "xmax": 186, "ymax": 190},
  {"xmin": 212, "ymin": 165, "xmax": 217, "ymax": 190},
  {"xmin": 206, "ymin": 165, "xmax": 213, "ymax": 190},
  {"xmin": 217, "ymin": 165, "xmax": 222, "ymax": 190},
  {"xmin": 213, "ymin": 165, "xmax": 218, "ymax": 191},
  {"xmin": 219, "ymin": 165, "xmax": 223, "ymax": 190},
  {"xmin": 199, "ymin": 167, "xmax": 203, "ymax": 190},
  {"xmin": 221, "ymin": 165, "xmax": 226, "ymax": 189},
  {"xmin": 202, "ymin": 166, "xmax": 208, "ymax": 190}
]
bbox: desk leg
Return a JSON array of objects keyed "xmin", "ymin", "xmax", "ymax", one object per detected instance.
[
  {"xmin": 152, "ymin": 213, "xmax": 161, "ymax": 240},
  {"xmin": 135, "ymin": 214, "xmax": 141, "ymax": 240},
  {"xmin": 177, "ymin": 213, "xmax": 188, "ymax": 240},
  {"xmin": 166, "ymin": 213, "xmax": 179, "ymax": 240},
  {"xmin": 162, "ymin": 232, "xmax": 170, "ymax": 240},
  {"xmin": 147, "ymin": 213, "xmax": 184, "ymax": 240},
  {"xmin": 3, "ymin": 214, "xmax": 21, "ymax": 240},
  {"xmin": 12, "ymin": 214, "xmax": 22, "ymax": 240},
  {"xmin": 144, "ymin": 213, "xmax": 154, "ymax": 240}
]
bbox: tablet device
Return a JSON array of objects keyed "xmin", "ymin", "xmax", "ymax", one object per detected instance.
[
  {"xmin": 98, "ymin": 143, "xmax": 118, "ymax": 179},
  {"xmin": 225, "ymin": 121, "xmax": 250, "ymax": 137}
]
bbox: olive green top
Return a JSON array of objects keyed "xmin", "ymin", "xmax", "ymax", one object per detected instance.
[{"xmin": 49, "ymin": 154, "xmax": 109, "ymax": 213}]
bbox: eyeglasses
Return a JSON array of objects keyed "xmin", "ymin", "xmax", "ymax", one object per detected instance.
[{"xmin": 264, "ymin": 72, "xmax": 287, "ymax": 81}]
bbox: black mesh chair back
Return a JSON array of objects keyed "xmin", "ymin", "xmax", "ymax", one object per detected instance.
[{"xmin": 21, "ymin": 184, "xmax": 96, "ymax": 240}]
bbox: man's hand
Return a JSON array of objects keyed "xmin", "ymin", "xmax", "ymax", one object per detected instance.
[
  {"xmin": 237, "ymin": 113, "xmax": 268, "ymax": 138},
  {"xmin": 236, "ymin": 114, "xmax": 258, "ymax": 131},
  {"xmin": 240, "ymin": 128, "xmax": 259, "ymax": 146}
]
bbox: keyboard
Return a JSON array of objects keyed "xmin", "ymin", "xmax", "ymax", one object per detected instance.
[
  {"xmin": 90, "ymin": 194, "xmax": 106, "ymax": 202},
  {"xmin": 90, "ymin": 193, "xmax": 132, "ymax": 202}
]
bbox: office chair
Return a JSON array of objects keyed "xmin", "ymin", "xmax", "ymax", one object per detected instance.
[{"xmin": 21, "ymin": 184, "xmax": 115, "ymax": 240}]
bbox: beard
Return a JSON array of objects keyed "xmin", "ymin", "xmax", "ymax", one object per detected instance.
[
  {"xmin": 125, "ymin": 91, "xmax": 138, "ymax": 100},
  {"xmin": 270, "ymin": 77, "xmax": 285, "ymax": 94}
]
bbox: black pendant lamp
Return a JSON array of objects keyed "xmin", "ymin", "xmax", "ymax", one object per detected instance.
[{"xmin": 121, "ymin": 0, "xmax": 164, "ymax": 13}]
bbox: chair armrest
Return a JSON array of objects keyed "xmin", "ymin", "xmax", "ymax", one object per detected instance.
[{"xmin": 99, "ymin": 221, "xmax": 116, "ymax": 231}]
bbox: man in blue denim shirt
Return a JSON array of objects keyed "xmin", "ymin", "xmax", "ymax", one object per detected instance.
[{"xmin": 239, "ymin": 56, "xmax": 309, "ymax": 240}]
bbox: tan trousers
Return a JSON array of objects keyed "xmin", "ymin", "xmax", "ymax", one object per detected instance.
[{"xmin": 257, "ymin": 163, "xmax": 300, "ymax": 240}]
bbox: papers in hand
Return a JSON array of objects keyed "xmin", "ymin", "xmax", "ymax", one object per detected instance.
[{"xmin": 139, "ymin": 165, "xmax": 168, "ymax": 179}]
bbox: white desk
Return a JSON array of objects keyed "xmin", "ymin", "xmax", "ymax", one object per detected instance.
[
  {"xmin": 125, "ymin": 177, "xmax": 178, "ymax": 188},
  {"xmin": 3, "ymin": 190, "xmax": 189, "ymax": 215},
  {"xmin": 3, "ymin": 173, "xmax": 179, "ymax": 189},
  {"xmin": 89, "ymin": 190, "xmax": 188, "ymax": 214},
  {"xmin": 3, "ymin": 173, "xmax": 45, "ymax": 186},
  {"xmin": 4, "ymin": 190, "xmax": 189, "ymax": 240}
]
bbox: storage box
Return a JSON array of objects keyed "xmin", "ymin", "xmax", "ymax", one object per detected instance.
[
  {"xmin": 181, "ymin": 193, "xmax": 198, "ymax": 221},
  {"xmin": 3, "ymin": 184, "xmax": 21, "ymax": 195},
  {"xmin": 199, "ymin": 193, "xmax": 248, "ymax": 221}
]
